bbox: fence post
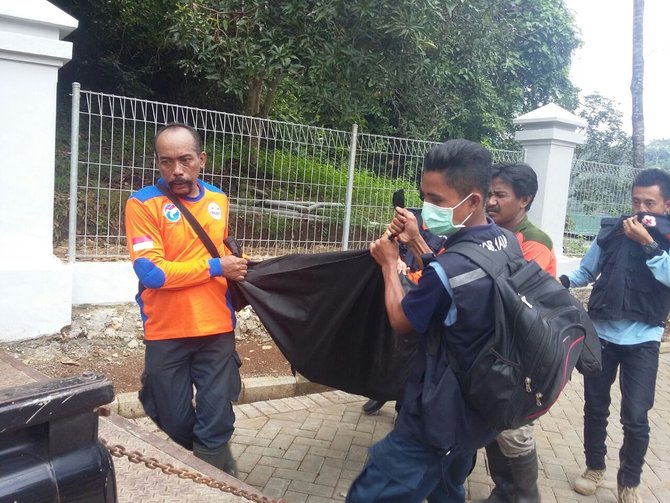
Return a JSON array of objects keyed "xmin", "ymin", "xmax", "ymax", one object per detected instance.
[
  {"xmin": 341, "ymin": 123, "xmax": 358, "ymax": 251},
  {"xmin": 513, "ymin": 103, "xmax": 586, "ymax": 258},
  {"xmin": 68, "ymin": 82, "xmax": 80, "ymax": 264}
]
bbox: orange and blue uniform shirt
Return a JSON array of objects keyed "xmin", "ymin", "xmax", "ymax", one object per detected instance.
[{"xmin": 124, "ymin": 179, "xmax": 236, "ymax": 340}]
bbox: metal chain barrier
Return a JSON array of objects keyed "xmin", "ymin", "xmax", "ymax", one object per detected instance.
[{"xmin": 100, "ymin": 438, "xmax": 287, "ymax": 503}]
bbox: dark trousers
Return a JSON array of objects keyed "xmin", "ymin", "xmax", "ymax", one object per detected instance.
[
  {"xmin": 583, "ymin": 339, "xmax": 659, "ymax": 487},
  {"xmin": 140, "ymin": 333, "xmax": 241, "ymax": 450},
  {"xmin": 346, "ymin": 429, "xmax": 473, "ymax": 503}
]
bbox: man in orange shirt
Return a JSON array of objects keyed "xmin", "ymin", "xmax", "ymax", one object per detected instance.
[
  {"xmin": 125, "ymin": 123, "xmax": 248, "ymax": 476},
  {"xmin": 488, "ymin": 162, "xmax": 556, "ymax": 276},
  {"xmin": 475, "ymin": 162, "xmax": 556, "ymax": 502}
]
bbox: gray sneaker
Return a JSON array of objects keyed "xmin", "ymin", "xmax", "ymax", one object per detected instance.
[
  {"xmin": 573, "ymin": 468, "xmax": 605, "ymax": 495},
  {"xmin": 618, "ymin": 484, "xmax": 642, "ymax": 503}
]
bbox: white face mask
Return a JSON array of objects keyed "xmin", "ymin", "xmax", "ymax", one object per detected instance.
[{"xmin": 421, "ymin": 193, "xmax": 474, "ymax": 236}]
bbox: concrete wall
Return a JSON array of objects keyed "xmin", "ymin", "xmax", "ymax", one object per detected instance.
[{"xmin": 72, "ymin": 262, "xmax": 137, "ymax": 305}]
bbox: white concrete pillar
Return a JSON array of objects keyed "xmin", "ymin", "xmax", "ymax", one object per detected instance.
[
  {"xmin": 513, "ymin": 104, "xmax": 586, "ymax": 258},
  {"xmin": 0, "ymin": 1, "xmax": 77, "ymax": 340}
]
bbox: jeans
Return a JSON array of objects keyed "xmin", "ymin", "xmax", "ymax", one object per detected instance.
[
  {"xmin": 346, "ymin": 430, "xmax": 473, "ymax": 503},
  {"xmin": 583, "ymin": 339, "xmax": 659, "ymax": 487}
]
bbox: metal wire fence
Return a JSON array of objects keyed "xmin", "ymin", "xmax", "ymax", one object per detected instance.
[
  {"xmin": 67, "ymin": 86, "xmax": 525, "ymax": 261},
  {"xmin": 565, "ymin": 159, "xmax": 638, "ymax": 239}
]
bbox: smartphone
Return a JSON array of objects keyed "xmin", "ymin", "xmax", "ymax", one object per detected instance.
[
  {"xmin": 388, "ymin": 189, "xmax": 406, "ymax": 240},
  {"xmin": 392, "ymin": 189, "xmax": 405, "ymax": 209}
]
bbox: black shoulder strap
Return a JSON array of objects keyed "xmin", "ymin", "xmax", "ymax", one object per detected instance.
[
  {"xmin": 437, "ymin": 228, "xmax": 521, "ymax": 374},
  {"xmin": 155, "ymin": 182, "xmax": 220, "ymax": 259},
  {"xmin": 444, "ymin": 228, "xmax": 521, "ymax": 279}
]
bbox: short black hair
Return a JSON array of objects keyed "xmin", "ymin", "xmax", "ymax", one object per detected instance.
[
  {"xmin": 632, "ymin": 168, "xmax": 670, "ymax": 200},
  {"xmin": 422, "ymin": 139, "xmax": 492, "ymax": 201},
  {"xmin": 491, "ymin": 162, "xmax": 539, "ymax": 211},
  {"xmin": 153, "ymin": 122, "xmax": 203, "ymax": 154}
]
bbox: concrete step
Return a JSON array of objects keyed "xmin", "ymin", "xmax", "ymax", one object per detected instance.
[{"xmin": 113, "ymin": 373, "xmax": 332, "ymax": 419}]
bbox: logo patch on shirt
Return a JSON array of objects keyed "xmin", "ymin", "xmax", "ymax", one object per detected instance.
[
  {"xmin": 208, "ymin": 202, "xmax": 222, "ymax": 220},
  {"xmin": 641, "ymin": 215, "xmax": 657, "ymax": 227},
  {"xmin": 480, "ymin": 233, "xmax": 509, "ymax": 251},
  {"xmin": 132, "ymin": 235, "xmax": 154, "ymax": 252},
  {"xmin": 164, "ymin": 203, "xmax": 181, "ymax": 222}
]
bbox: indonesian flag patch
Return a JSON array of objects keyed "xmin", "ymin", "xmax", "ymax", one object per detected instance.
[{"xmin": 132, "ymin": 235, "xmax": 154, "ymax": 251}]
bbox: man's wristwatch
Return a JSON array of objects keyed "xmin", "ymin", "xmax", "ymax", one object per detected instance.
[{"xmin": 642, "ymin": 241, "xmax": 663, "ymax": 257}]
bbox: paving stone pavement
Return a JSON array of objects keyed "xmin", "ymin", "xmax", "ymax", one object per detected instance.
[
  {"xmin": 4, "ymin": 347, "xmax": 670, "ymax": 502},
  {"xmin": 130, "ymin": 350, "xmax": 670, "ymax": 503}
]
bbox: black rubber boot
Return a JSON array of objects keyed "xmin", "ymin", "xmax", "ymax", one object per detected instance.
[
  {"xmin": 472, "ymin": 441, "xmax": 514, "ymax": 503},
  {"xmin": 193, "ymin": 441, "xmax": 238, "ymax": 477},
  {"xmin": 362, "ymin": 399, "xmax": 386, "ymax": 415},
  {"xmin": 508, "ymin": 448, "xmax": 540, "ymax": 503}
]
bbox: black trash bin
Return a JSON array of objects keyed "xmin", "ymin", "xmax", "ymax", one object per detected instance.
[{"xmin": 0, "ymin": 372, "xmax": 117, "ymax": 503}]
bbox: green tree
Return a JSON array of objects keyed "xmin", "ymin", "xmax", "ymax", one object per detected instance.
[
  {"xmin": 168, "ymin": 0, "xmax": 580, "ymax": 141},
  {"xmin": 646, "ymin": 139, "xmax": 670, "ymax": 170},
  {"xmin": 575, "ymin": 93, "xmax": 633, "ymax": 165},
  {"xmin": 52, "ymin": 0, "xmax": 236, "ymax": 109},
  {"xmin": 52, "ymin": 0, "xmax": 581, "ymax": 142},
  {"xmin": 168, "ymin": 0, "xmax": 455, "ymax": 123},
  {"xmin": 53, "ymin": 0, "xmax": 175, "ymax": 97},
  {"xmin": 434, "ymin": 0, "xmax": 580, "ymax": 143},
  {"xmin": 169, "ymin": 0, "xmax": 315, "ymax": 117}
]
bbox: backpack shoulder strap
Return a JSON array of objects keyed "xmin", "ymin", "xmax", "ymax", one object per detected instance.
[{"xmin": 441, "ymin": 228, "xmax": 522, "ymax": 282}]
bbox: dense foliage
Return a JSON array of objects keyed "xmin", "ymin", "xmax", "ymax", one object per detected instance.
[
  {"xmin": 575, "ymin": 93, "xmax": 633, "ymax": 165},
  {"xmin": 574, "ymin": 93, "xmax": 670, "ymax": 168},
  {"xmin": 168, "ymin": 0, "xmax": 581, "ymax": 142},
  {"xmin": 53, "ymin": 0, "xmax": 580, "ymax": 144},
  {"xmin": 646, "ymin": 139, "xmax": 670, "ymax": 171}
]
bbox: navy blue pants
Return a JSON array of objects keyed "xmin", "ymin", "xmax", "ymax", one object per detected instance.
[
  {"xmin": 583, "ymin": 339, "xmax": 659, "ymax": 487},
  {"xmin": 346, "ymin": 430, "xmax": 474, "ymax": 503},
  {"xmin": 139, "ymin": 333, "xmax": 241, "ymax": 450}
]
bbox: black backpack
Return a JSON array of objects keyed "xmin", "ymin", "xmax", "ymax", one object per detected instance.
[{"xmin": 437, "ymin": 231, "xmax": 599, "ymax": 431}]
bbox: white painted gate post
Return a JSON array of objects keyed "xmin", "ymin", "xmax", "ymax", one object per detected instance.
[
  {"xmin": 513, "ymin": 104, "xmax": 586, "ymax": 259},
  {"xmin": 0, "ymin": 1, "xmax": 78, "ymax": 340}
]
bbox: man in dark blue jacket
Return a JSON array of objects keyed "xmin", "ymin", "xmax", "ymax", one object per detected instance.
[{"xmin": 347, "ymin": 139, "xmax": 522, "ymax": 502}]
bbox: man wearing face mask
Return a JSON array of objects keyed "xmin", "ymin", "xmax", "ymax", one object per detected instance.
[{"xmin": 347, "ymin": 139, "xmax": 522, "ymax": 503}]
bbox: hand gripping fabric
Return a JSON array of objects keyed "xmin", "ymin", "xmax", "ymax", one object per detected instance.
[{"xmin": 438, "ymin": 230, "xmax": 598, "ymax": 431}]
